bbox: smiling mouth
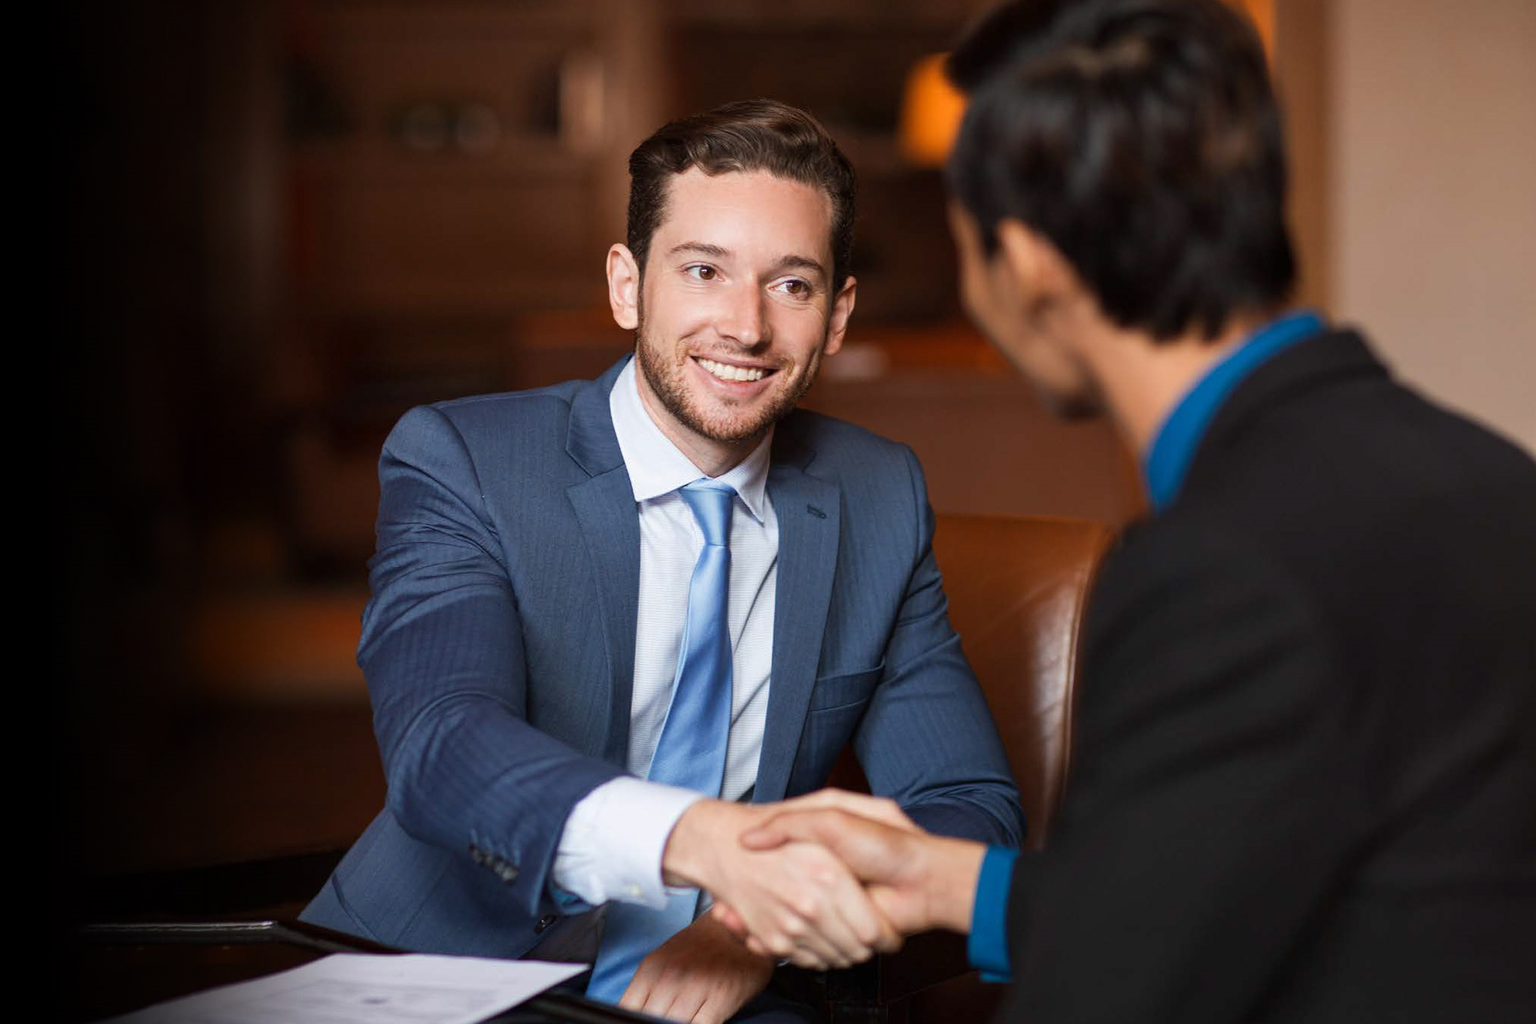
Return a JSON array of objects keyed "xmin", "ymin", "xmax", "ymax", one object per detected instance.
[{"xmin": 694, "ymin": 356, "xmax": 776, "ymax": 383}]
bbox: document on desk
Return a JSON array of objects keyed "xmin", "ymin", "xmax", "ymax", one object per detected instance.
[{"xmin": 105, "ymin": 953, "xmax": 587, "ymax": 1024}]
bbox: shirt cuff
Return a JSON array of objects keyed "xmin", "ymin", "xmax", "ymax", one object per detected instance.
[
  {"xmin": 966, "ymin": 845, "xmax": 1018, "ymax": 982},
  {"xmin": 552, "ymin": 776, "xmax": 705, "ymax": 909}
]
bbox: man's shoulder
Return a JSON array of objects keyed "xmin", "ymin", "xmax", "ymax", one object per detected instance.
[
  {"xmin": 429, "ymin": 376, "xmax": 593, "ymax": 428},
  {"xmin": 386, "ymin": 371, "xmax": 612, "ymax": 456},
  {"xmin": 1191, "ymin": 328, "xmax": 1536, "ymax": 521},
  {"xmin": 777, "ymin": 407, "xmax": 917, "ymax": 471},
  {"xmin": 1111, "ymin": 351, "xmax": 1536, "ymax": 661}
]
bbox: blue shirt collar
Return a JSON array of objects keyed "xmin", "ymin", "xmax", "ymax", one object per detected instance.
[{"xmin": 1143, "ymin": 309, "xmax": 1325, "ymax": 511}]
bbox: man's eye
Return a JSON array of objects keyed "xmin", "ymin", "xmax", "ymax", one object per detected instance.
[
  {"xmin": 685, "ymin": 265, "xmax": 717, "ymax": 281},
  {"xmin": 777, "ymin": 279, "xmax": 810, "ymax": 298}
]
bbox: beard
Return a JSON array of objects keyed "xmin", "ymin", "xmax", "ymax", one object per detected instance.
[
  {"xmin": 633, "ymin": 310, "xmax": 826, "ymax": 446},
  {"xmin": 987, "ymin": 327, "xmax": 1105, "ymax": 422},
  {"xmin": 1032, "ymin": 378, "xmax": 1105, "ymax": 421}
]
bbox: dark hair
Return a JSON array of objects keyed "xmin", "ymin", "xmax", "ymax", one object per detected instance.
[
  {"xmin": 946, "ymin": 0, "xmax": 1295, "ymax": 340},
  {"xmin": 626, "ymin": 99, "xmax": 857, "ymax": 292}
]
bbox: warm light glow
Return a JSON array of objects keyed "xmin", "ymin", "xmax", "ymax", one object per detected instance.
[
  {"xmin": 899, "ymin": 53, "xmax": 966, "ymax": 167},
  {"xmin": 1230, "ymin": 0, "xmax": 1275, "ymax": 58}
]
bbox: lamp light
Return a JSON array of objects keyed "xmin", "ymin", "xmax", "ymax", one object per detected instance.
[{"xmin": 898, "ymin": 53, "xmax": 966, "ymax": 168}]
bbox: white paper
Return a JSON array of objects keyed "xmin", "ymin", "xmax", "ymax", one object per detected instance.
[{"xmin": 104, "ymin": 953, "xmax": 588, "ymax": 1024}]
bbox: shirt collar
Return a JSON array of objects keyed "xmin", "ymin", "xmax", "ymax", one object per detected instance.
[
  {"xmin": 608, "ymin": 356, "xmax": 773, "ymax": 523},
  {"xmin": 1143, "ymin": 309, "xmax": 1325, "ymax": 512}
]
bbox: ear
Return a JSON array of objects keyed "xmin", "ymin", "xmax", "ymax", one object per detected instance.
[
  {"xmin": 606, "ymin": 244, "xmax": 641, "ymax": 330},
  {"xmin": 822, "ymin": 275, "xmax": 858, "ymax": 357},
  {"xmin": 995, "ymin": 219, "xmax": 1074, "ymax": 312}
]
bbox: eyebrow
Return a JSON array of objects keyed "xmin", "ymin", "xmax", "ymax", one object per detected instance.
[
  {"xmin": 773, "ymin": 254, "xmax": 828, "ymax": 281},
  {"xmin": 668, "ymin": 241, "xmax": 828, "ymax": 281},
  {"xmin": 669, "ymin": 241, "xmax": 731, "ymax": 260}
]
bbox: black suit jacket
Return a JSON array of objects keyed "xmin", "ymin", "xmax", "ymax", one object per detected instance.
[{"xmin": 1000, "ymin": 329, "xmax": 1536, "ymax": 1023}]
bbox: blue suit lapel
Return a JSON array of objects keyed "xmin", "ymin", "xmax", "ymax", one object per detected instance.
[
  {"xmin": 755, "ymin": 428, "xmax": 840, "ymax": 802},
  {"xmin": 565, "ymin": 361, "xmax": 641, "ymax": 766}
]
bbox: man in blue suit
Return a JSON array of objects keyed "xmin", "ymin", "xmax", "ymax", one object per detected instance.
[{"xmin": 301, "ymin": 98, "xmax": 1023, "ymax": 1023}]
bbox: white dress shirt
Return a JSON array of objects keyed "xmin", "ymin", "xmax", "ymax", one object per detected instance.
[{"xmin": 551, "ymin": 357, "xmax": 779, "ymax": 908}]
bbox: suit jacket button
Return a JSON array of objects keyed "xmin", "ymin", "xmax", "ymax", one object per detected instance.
[
  {"xmin": 468, "ymin": 844, "xmax": 487, "ymax": 865},
  {"xmin": 534, "ymin": 914, "xmax": 557, "ymax": 934},
  {"xmin": 497, "ymin": 863, "xmax": 519, "ymax": 883}
]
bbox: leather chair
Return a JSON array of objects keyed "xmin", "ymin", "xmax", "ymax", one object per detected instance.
[
  {"xmin": 932, "ymin": 512, "xmax": 1115, "ymax": 851},
  {"xmin": 819, "ymin": 512, "xmax": 1116, "ymax": 1023}
]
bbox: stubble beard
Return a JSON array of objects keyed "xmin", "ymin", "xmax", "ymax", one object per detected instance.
[
  {"xmin": 1034, "ymin": 379, "xmax": 1105, "ymax": 421},
  {"xmin": 988, "ymin": 329, "xmax": 1105, "ymax": 422},
  {"xmin": 633, "ymin": 312, "xmax": 825, "ymax": 446}
]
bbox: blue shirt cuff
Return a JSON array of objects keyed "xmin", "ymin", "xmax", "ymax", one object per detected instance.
[{"xmin": 966, "ymin": 845, "xmax": 1018, "ymax": 982}]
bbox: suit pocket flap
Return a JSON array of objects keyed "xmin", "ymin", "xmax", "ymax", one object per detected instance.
[{"xmin": 808, "ymin": 662, "xmax": 884, "ymax": 712}]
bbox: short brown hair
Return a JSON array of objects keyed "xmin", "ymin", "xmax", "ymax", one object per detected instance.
[{"xmin": 626, "ymin": 99, "xmax": 857, "ymax": 292}]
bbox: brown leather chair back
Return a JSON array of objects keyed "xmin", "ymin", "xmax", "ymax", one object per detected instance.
[
  {"xmin": 817, "ymin": 514, "xmax": 1117, "ymax": 1023},
  {"xmin": 932, "ymin": 513, "xmax": 1115, "ymax": 850}
]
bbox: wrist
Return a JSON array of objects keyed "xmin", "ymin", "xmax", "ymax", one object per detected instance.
[
  {"xmin": 661, "ymin": 797, "xmax": 735, "ymax": 888},
  {"xmin": 926, "ymin": 837, "xmax": 988, "ymax": 934}
]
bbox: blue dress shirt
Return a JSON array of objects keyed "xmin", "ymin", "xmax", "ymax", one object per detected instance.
[
  {"xmin": 964, "ymin": 309, "xmax": 1326, "ymax": 979},
  {"xmin": 967, "ymin": 845, "xmax": 1020, "ymax": 979},
  {"xmin": 1143, "ymin": 310, "xmax": 1325, "ymax": 510}
]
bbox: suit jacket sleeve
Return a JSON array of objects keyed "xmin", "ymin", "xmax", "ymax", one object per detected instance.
[
  {"xmin": 998, "ymin": 526, "xmax": 1366, "ymax": 1023},
  {"xmin": 853, "ymin": 447, "xmax": 1027, "ymax": 848},
  {"xmin": 361, "ymin": 405, "xmax": 624, "ymax": 916}
]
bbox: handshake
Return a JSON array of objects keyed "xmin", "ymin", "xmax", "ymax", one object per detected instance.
[{"xmin": 660, "ymin": 789, "xmax": 988, "ymax": 970}]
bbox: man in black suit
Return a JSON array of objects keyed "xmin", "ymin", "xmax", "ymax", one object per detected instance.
[{"xmin": 724, "ymin": 1, "xmax": 1536, "ymax": 1020}]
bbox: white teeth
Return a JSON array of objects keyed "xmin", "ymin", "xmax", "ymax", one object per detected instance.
[{"xmin": 697, "ymin": 358, "xmax": 766, "ymax": 382}]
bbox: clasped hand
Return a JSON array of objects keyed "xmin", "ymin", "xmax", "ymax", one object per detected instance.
[{"xmin": 661, "ymin": 789, "xmax": 979, "ymax": 970}]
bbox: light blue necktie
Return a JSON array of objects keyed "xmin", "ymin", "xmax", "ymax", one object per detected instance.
[{"xmin": 586, "ymin": 481, "xmax": 736, "ymax": 1001}]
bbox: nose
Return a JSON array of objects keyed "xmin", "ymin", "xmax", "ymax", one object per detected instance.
[{"xmin": 717, "ymin": 281, "xmax": 769, "ymax": 351}]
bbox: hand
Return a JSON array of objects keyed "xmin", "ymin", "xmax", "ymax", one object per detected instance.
[
  {"xmin": 702, "ymin": 788, "xmax": 919, "ymax": 954},
  {"xmin": 733, "ymin": 808, "xmax": 988, "ymax": 938},
  {"xmin": 661, "ymin": 792, "xmax": 903, "ymax": 969},
  {"xmin": 617, "ymin": 912, "xmax": 773, "ymax": 1024},
  {"xmin": 772, "ymin": 788, "xmax": 922, "ymax": 835}
]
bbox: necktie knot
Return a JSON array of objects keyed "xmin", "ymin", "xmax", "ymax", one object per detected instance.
[{"xmin": 680, "ymin": 481, "xmax": 734, "ymax": 548}]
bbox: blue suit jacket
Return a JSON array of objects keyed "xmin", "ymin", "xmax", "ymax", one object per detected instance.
[{"xmin": 302, "ymin": 360, "xmax": 1024, "ymax": 957}]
